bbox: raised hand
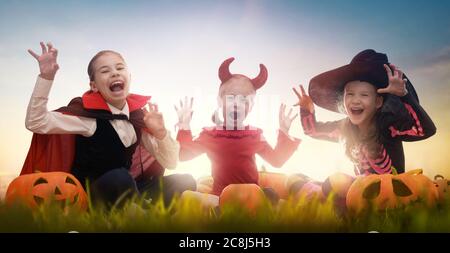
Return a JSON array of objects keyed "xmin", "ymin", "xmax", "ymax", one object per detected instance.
[
  {"xmin": 279, "ymin": 103, "xmax": 298, "ymax": 135},
  {"xmin": 174, "ymin": 96, "xmax": 194, "ymax": 130},
  {"xmin": 378, "ymin": 64, "xmax": 408, "ymax": 97},
  {"xmin": 28, "ymin": 42, "xmax": 59, "ymax": 80},
  {"xmin": 292, "ymin": 84, "xmax": 314, "ymax": 113},
  {"xmin": 143, "ymin": 102, "xmax": 167, "ymax": 140}
]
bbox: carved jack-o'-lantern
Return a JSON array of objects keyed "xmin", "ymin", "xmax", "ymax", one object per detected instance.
[
  {"xmin": 258, "ymin": 172, "xmax": 289, "ymax": 199},
  {"xmin": 346, "ymin": 169, "xmax": 438, "ymax": 214},
  {"xmin": 434, "ymin": 175, "xmax": 450, "ymax": 203},
  {"xmin": 219, "ymin": 184, "xmax": 266, "ymax": 214},
  {"xmin": 5, "ymin": 172, "xmax": 88, "ymax": 211}
]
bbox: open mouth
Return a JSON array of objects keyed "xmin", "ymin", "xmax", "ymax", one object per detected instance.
[
  {"xmin": 228, "ymin": 111, "xmax": 241, "ymax": 120},
  {"xmin": 350, "ymin": 108, "xmax": 364, "ymax": 116},
  {"xmin": 109, "ymin": 80, "xmax": 124, "ymax": 92}
]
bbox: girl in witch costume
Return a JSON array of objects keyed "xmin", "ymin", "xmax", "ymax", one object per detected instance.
[
  {"xmin": 23, "ymin": 42, "xmax": 195, "ymax": 207},
  {"xmin": 293, "ymin": 49, "xmax": 436, "ymax": 176},
  {"xmin": 175, "ymin": 57, "xmax": 300, "ymax": 196}
]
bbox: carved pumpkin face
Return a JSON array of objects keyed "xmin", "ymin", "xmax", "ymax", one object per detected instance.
[
  {"xmin": 258, "ymin": 172, "xmax": 289, "ymax": 199},
  {"xmin": 346, "ymin": 170, "xmax": 438, "ymax": 214},
  {"xmin": 219, "ymin": 184, "xmax": 266, "ymax": 215},
  {"xmin": 5, "ymin": 172, "xmax": 88, "ymax": 211},
  {"xmin": 434, "ymin": 175, "xmax": 450, "ymax": 203}
]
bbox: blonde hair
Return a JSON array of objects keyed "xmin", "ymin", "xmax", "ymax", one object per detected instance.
[
  {"xmin": 340, "ymin": 116, "xmax": 382, "ymax": 163},
  {"xmin": 336, "ymin": 90, "xmax": 383, "ymax": 163}
]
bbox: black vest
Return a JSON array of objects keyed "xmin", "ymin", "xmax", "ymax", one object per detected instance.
[{"xmin": 72, "ymin": 119, "xmax": 141, "ymax": 183}]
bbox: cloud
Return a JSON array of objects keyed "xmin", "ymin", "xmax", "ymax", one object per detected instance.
[
  {"xmin": 429, "ymin": 46, "xmax": 450, "ymax": 64},
  {"xmin": 409, "ymin": 46, "xmax": 450, "ymax": 104},
  {"xmin": 413, "ymin": 46, "xmax": 450, "ymax": 79}
]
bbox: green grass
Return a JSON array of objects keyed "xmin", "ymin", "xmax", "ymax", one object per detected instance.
[{"xmin": 1, "ymin": 193, "xmax": 450, "ymax": 233}]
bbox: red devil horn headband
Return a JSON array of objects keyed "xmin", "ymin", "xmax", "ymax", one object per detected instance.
[{"xmin": 218, "ymin": 57, "xmax": 268, "ymax": 90}]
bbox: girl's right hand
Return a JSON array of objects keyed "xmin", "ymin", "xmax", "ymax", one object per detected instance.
[
  {"xmin": 28, "ymin": 42, "xmax": 59, "ymax": 80},
  {"xmin": 279, "ymin": 103, "xmax": 298, "ymax": 135},
  {"xmin": 292, "ymin": 84, "xmax": 314, "ymax": 113},
  {"xmin": 174, "ymin": 96, "xmax": 194, "ymax": 130}
]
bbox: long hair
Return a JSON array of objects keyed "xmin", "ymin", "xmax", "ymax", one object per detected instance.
[
  {"xmin": 340, "ymin": 114, "xmax": 383, "ymax": 163},
  {"xmin": 336, "ymin": 91, "xmax": 384, "ymax": 164}
]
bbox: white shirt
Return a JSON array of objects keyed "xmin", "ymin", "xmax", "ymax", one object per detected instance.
[{"xmin": 25, "ymin": 76, "xmax": 179, "ymax": 170}]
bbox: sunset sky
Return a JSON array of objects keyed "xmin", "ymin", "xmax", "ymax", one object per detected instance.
[{"xmin": 0, "ymin": 0, "xmax": 449, "ymax": 183}]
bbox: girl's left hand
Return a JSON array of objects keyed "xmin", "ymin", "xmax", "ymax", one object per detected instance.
[
  {"xmin": 143, "ymin": 102, "xmax": 167, "ymax": 140},
  {"xmin": 378, "ymin": 64, "xmax": 408, "ymax": 97},
  {"xmin": 279, "ymin": 103, "xmax": 298, "ymax": 135}
]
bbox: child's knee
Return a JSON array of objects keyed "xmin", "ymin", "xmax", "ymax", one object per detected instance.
[
  {"xmin": 98, "ymin": 168, "xmax": 136, "ymax": 190},
  {"xmin": 90, "ymin": 168, "xmax": 138, "ymax": 205}
]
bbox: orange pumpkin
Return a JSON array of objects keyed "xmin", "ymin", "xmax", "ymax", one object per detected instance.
[
  {"xmin": 219, "ymin": 184, "xmax": 266, "ymax": 215},
  {"xmin": 196, "ymin": 176, "xmax": 214, "ymax": 194},
  {"xmin": 286, "ymin": 173, "xmax": 312, "ymax": 191},
  {"xmin": 258, "ymin": 172, "xmax": 289, "ymax": 199},
  {"xmin": 346, "ymin": 169, "xmax": 438, "ymax": 214},
  {"xmin": 322, "ymin": 172, "xmax": 355, "ymax": 199},
  {"xmin": 5, "ymin": 172, "xmax": 88, "ymax": 211},
  {"xmin": 286, "ymin": 173, "xmax": 324, "ymax": 201},
  {"xmin": 434, "ymin": 175, "xmax": 450, "ymax": 203},
  {"xmin": 294, "ymin": 181, "xmax": 325, "ymax": 201}
]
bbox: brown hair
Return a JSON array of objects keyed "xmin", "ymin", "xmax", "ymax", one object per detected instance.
[{"xmin": 87, "ymin": 50, "xmax": 124, "ymax": 81}]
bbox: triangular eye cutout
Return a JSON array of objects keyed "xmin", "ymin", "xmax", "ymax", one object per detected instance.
[
  {"xmin": 363, "ymin": 180, "xmax": 381, "ymax": 199},
  {"xmin": 54, "ymin": 186, "xmax": 62, "ymax": 195},
  {"xmin": 392, "ymin": 179, "xmax": 413, "ymax": 197},
  {"xmin": 33, "ymin": 177, "xmax": 48, "ymax": 186},
  {"xmin": 65, "ymin": 176, "xmax": 77, "ymax": 185}
]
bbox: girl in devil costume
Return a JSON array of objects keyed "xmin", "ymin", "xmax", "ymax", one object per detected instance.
[
  {"xmin": 293, "ymin": 49, "xmax": 436, "ymax": 176},
  {"xmin": 23, "ymin": 42, "xmax": 195, "ymax": 206},
  {"xmin": 175, "ymin": 57, "xmax": 300, "ymax": 196}
]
